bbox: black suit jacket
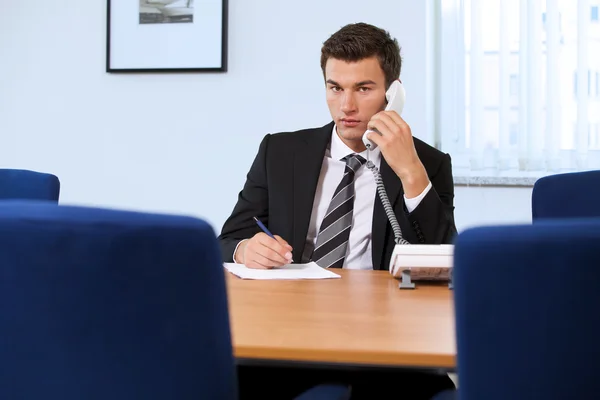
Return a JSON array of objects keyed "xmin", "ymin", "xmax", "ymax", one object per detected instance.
[{"xmin": 218, "ymin": 121, "xmax": 457, "ymax": 270}]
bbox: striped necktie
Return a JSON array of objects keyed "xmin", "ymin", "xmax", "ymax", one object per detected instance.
[{"xmin": 312, "ymin": 154, "xmax": 367, "ymax": 268}]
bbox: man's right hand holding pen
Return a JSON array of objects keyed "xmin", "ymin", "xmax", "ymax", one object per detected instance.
[
  {"xmin": 233, "ymin": 216, "xmax": 293, "ymax": 269},
  {"xmin": 234, "ymin": 233, "xmax": 293, "ymax": 269}
]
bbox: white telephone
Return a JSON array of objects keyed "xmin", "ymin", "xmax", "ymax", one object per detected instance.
[
  {"xmin": 361, "ymin": 79, "xmax": 454, "ymax": 290},
  {"xmin": 362, "ymin": 79, "xmax": 406, "ymax": 150}
]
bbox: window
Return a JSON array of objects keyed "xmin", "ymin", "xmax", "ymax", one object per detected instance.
[
  {"xmin": 509, "ymin": 74, "xmax": 518, "ymax": 96},
  {"xmin": 593, "ymin": 123, "xmax": 600, "ymax": 148},
  {"xmin": 437, "ymin": 0, "xmax": 600, "ymax": 179}
]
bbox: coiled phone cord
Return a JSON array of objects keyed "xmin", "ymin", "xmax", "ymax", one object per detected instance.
[{"xmin": 365, "ymin": 157, "xmax": 410, "ymax": 245}]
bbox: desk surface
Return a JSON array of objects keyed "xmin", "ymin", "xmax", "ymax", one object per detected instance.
[{"xmin": 226, "ymin": 269, "xmax": 456, "ymax": 370}]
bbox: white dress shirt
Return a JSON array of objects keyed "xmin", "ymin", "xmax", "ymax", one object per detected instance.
[
  {"xmin": 234, "ymin": 125, "xmax": 431, "ymax": 268},
  {"xmin": 301, "ymin": 125, "xmax": 431, "ymax": 270}
]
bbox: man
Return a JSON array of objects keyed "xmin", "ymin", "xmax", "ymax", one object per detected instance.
[{"xmin": 219, "ymin": 22, "xmax": 456, "ymax": 399}]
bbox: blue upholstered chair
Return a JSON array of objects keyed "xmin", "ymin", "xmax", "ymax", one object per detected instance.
[
  {"xmin": 532, "ymin": 170, "xmax": 600, "ymax": 220},
  {"xmin": 0, "ymin": 200, "xmax": 349, "ymax": 400},
  {"xmin": 433, "ymin": 218, "xmax": 600, "ymax": 400},
  {"xmin": 0, "ymin": 168, "xmax": 60, "ymax": 202}
]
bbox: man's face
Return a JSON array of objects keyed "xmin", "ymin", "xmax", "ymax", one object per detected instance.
[{"xmin": 324, "ymin": 56, "xmax": 387, "ymax": 151}]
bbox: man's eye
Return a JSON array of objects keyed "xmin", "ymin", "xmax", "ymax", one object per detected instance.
[
  {"xmin": 331, "ymin": 86, "xmax": 342, "ymax": 92},
  {"xmin": 358, "ymin": 87, "xmax": 370, "ymax": 92}
]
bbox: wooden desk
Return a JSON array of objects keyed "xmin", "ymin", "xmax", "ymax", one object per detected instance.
[{"xmin": 226, "ymin": 269, "xmax": 456, "ymax": 371}]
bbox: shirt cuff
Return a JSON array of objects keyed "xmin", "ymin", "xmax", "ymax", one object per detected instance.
[
  {"xmin": 404, "ymin": 181, "xmax": 432, "ymax": 213},
  {"xmin": 233, "ymin": 239, "xmax": 249, "ymax": 264}
]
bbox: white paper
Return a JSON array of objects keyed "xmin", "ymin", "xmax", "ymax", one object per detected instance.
[{"xmin": 223, "ymin": 262, "xmax": 341, "ymax": 280}]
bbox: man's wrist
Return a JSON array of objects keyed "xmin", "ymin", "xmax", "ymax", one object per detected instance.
[
  {"xmin": 404, "ymin": 181, "xmax": 432, "ymax": 213},
  {"xmin": 397, "ymin": 163, "xmax": 429, "ymax": 198},
  {"xmin": 233, "ymin": 239, "xmax": 249, "ymax": 264}
]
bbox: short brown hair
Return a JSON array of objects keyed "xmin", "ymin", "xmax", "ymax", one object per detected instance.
[{"xmin": 320, "ymin": 23, "xmax": 402, "ymax": 89}]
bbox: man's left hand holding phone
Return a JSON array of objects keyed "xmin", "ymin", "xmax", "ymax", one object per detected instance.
[{"xmin": 233, "ymin": 217, "xmax": 294, "ymax": 269}]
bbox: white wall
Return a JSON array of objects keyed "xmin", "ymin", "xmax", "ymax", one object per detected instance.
[
  {"xmin": 0, "ymin": 0, "xmax": 532, "ymax": 234},
  {"xmin": 454, "ymin": 186, "xmax": 532, "ymax": 230}
]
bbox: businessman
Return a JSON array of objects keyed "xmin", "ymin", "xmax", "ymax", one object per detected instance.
[{"xmin": 219, "ymin": 22, "xmax": 456, "ymax": 399}]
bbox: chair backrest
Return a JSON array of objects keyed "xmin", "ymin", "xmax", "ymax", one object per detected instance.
[
  {"xmin": 452, "ymin": 219, "xmax": 600, "ymax": 400},
  {"xmin": 532, "ymin": 170, "xmax": 600, "ymax": 220},
  {"xmin": 0, "ymin": 168, "xmax": 60, "ymax": 202},
  {"xmin": 0, "ymin": 200, "xmax": 236, "ymax": 400}
]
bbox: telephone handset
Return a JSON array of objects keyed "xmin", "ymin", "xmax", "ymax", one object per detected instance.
[
  {"xmin": 362, "ymin": 79, "xmax": 406, "ymax": 150},
  {"xmin": 362, "ymin": 79, "xmax": 454, "ymax": 289},
  {"xmin": 363, "ymin": 78, "xmax": 410, "ymax": 249}
]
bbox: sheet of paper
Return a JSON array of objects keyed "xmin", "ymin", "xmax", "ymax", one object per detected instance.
[{"xmin": 223, "ymin": 262, "xmax": 341, "ymax": 280}]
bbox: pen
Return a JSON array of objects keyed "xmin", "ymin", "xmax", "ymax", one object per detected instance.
[{"xmin": 253, "ymin": 216, "xmax": 275, "ymax": 239}]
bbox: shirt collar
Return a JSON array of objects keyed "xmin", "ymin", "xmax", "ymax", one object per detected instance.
[{"xmin": 330, "ymin": 124, "xmax": 381, "ymax": 164}]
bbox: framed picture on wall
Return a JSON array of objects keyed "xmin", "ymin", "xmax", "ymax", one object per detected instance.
[{"xmin": 106, "ymin": 0, "xmax": 228, "ymax": 72}]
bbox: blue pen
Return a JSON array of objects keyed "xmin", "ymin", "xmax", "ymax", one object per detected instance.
[{"xmin": 253, "ymin": 216, "xmax": 275, "ymax": 239}]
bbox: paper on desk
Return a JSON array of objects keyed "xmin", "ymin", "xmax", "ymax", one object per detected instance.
[{"xmin": 223, "ymin": 262, "xmax": 341, "ymax": 280}]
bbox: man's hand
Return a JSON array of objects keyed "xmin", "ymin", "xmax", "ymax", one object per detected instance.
[
  {"xmin": 235, "ymin": 233, "xmax": 293, "ymax": 269},
  {"xmin": 366, "ymin": 110, "xmax": 430, "ymax": 198}
]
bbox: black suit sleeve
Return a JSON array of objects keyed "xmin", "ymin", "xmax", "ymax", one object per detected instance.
[
  {"xmin": 217, "ymin": 134, "xmax": 271, "ymax": 262},
  {"xmin": 406, "ymin": 153, "xmax": 457, "ymax": 244}
]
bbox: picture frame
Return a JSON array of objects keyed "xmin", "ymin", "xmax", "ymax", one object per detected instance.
[{"xmin": 106, "ymin": 0, "xmax": 228, "ymax": 73}]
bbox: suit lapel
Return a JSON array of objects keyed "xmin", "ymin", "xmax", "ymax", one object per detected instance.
[
  {"xmin": 371, "ymin": 157, "xmax": 403, "ymax": 270},
  {"xmin": 291, "ymin": 122, "xmax": 333, "ymax": 260}
]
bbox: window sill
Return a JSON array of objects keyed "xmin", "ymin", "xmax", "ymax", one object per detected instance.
[{"xmin": 454, "ymin": 175, "xmax": 538, "ymax": 187}]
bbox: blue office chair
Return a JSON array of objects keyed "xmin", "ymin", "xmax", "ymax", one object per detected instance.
[
  {"xmin": 0, "ymin": 168, "xmax": 60, "ymax": 202},
  {"xmin": 532, "ymin": 170, "xmax": 600, "ymax": 220},
  {"xmin": 433, "ymin": 218, "xmax": 600, "ymax": 400},
  {"xmin": 0, "ymin": 200, "xmax": 349, "ymax": 400}
]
